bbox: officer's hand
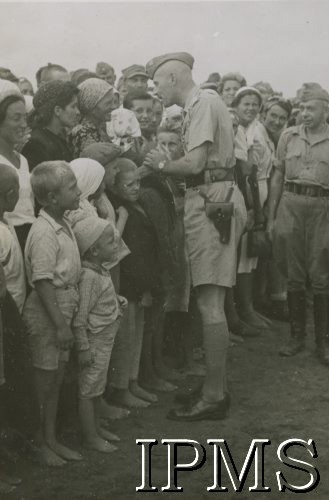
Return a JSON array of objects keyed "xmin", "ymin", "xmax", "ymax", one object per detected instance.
[{"xmin": 143, "ymin": 150, "xmax": 167, "ymax": 171}]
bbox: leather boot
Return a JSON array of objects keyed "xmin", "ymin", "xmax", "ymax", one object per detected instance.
[
  {"xmin": 279, "ymin": 291, "xmax": 306, "ymax": 357},
  {"xmin": 313, "ymin": 295, "xmax": 329, "ymax": 366}
]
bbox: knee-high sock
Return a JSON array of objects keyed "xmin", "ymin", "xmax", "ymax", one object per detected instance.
[{"xmin": 202, "ymin": 322, "xmax": 229, "ymax": 403}]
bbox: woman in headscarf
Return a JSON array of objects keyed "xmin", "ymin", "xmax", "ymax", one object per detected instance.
[
  {"xmin": 22, "ymin": 80, "xmax": 80, "ymax": 171},
  {"xmin": 0, "ymin": 79, "xmax": 35, "ymax": 250},
  {"xmin": 70, "ymin": 78, "xmax": 117, "ymax": 158},
  {"xmin": 232, "ymin": 86, "xmax": 275, "ymax": 330}
]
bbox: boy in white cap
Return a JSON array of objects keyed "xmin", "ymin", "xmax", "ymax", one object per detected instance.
[{"xmin": 73, "ymin": 217, "xmax": 127, "ymax": 453}]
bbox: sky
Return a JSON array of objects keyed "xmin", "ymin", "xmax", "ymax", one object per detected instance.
[{"xmin": 1, "ymin": 1, "xmax": 329, "ymax": 97}]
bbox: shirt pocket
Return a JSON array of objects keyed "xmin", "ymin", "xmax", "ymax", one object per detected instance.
[{"xmin": 284, "ymin": 151, "xmax": 302, "ymax": 179}]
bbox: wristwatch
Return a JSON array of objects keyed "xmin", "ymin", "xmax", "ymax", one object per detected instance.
[{"xmin": 158, "ymin": 160, "xmax": 166, "ymax": 170}]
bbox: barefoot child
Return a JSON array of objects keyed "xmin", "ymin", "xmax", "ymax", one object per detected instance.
[
  {"xmin": 23, "ymin": 161, "xmax": 82, "ymax": 467},
  {"xmin": 73, "ymin": 217, "xmax": 127, "ymax": 452}
]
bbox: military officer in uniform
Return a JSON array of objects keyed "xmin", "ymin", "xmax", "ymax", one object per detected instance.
[
  {"xmin": 143, "ymin": 52, "xmax": 246, "ymax": 421},
  {"xmin": 267, "ymin": 83, "xmax": 329, "ymax": 364}
]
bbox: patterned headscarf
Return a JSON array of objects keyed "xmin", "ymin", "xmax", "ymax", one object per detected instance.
[{"xmin": 78, "ymin": 78, "xmax": 113, "ymax": 115}]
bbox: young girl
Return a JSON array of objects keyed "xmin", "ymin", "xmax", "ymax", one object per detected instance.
[
  {"xmin": 73, "ymin": 217, "xmax": 127, "ymax": 452},
  {"xmin": 107, "ymin": 158, "xmax": 162, "ymax": 407}
]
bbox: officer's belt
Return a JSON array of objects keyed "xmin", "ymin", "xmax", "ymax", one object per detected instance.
[
  {"xmin": 185, "ymin": 167, "xmax": 235, "ymax": 189},
  {"xmin": 284, "ymin": 182, "xmax": 329, "ymax": 198}
]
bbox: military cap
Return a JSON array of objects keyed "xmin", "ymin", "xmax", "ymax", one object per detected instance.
[
  {"xmin": 122, "ymin": 65, "xmax": 148, "ymax": 80},
  {"xmin": 146, "ymin": 52, "xmax": 194, "ymax": 79},
  {"xmin": 253, "ymin": 81, "xmax": 274, "ymax": 95},
  {"xmin": 297, "ymin": 82, "xmax": 329, "ymax": 103},
  {"xmin": 96, "ymin": 62, "xmax": 115, "ymax": 77}
]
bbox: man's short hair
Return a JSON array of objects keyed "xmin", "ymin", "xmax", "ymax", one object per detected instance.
[
  {"xmin": 37, "ymin": 63, "xmax": 68, "ymax": 86},
  {"xmin": 123, "ymin": 91, "xmax": 153, "ymax": 110},
  {"xmin": 31, "ymin": 161, "xmax": 72, "ymax": 205}
]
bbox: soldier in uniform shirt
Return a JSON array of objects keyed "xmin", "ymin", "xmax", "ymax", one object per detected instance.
[
  {"xmin": 143, "ymin": 52, "xmax": 246, "ymax": 421},
  {"xmin": 267, "ymin": 83, "xmax": 329, "ymax": 364}
]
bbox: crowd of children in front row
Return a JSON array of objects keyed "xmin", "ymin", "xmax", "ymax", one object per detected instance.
[{"xmin": 0, "ymin": 124, "xmax": 193, "ymax": 493}]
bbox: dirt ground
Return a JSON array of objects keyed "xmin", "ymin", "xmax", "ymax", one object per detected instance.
[{"xmin": 4, "ymin": 310, "xmax": 329, "ymax": 500}]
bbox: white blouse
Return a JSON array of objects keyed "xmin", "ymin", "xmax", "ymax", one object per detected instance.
[{"xmin": 0, "ymin": 153, "xmax": 35, "ymax": 226}]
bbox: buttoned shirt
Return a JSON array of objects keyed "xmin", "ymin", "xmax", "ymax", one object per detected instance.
[
  {"xmin": 25, "ymin": 209, "xmax": 81, "ymax": 288},
  {"xmin": 182, "ymin": 86, "xmax": 235, "ymax": 171},
  {"xmin": 73, "ymin": 263, "xmax": 120, "ymax": 350},
  {"xmin": 275, "ymin": 124, "xmax": 329, "ymax": 187}
]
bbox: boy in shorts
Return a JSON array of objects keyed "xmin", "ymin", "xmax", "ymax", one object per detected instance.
[
  {"xmin": 73, "ymin": 217, "xmax": 127, "ymax": 452},
  {"xmin": 24, "ymin": 161, "xmax": 82, "ymax": 466}
]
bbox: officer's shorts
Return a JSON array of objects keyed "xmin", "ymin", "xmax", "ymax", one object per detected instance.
[{"xmin": 184, "ymin": 181, "xmax": 247, "ymax": 289}]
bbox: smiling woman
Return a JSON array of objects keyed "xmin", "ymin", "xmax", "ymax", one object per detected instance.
[
  {"xmin": 0, "ymin": 80, "xmax": 35, "ymax": 249},
  {"xmin": 70, "ymin": 78, "xmax": 117, "ymax": 158}
]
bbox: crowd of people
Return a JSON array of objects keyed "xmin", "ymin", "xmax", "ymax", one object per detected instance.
[{"xmin": 0, "ymin": 56, "xmax": 329, "ymax": 493}]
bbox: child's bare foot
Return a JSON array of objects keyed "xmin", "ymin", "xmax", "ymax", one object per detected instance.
[
  {"xmin": 84, "ymin": 437, "xmax": 117, "ymax": 453},
  {"xmin": 47, "ymin": 441, "xmax": 83, "ymax": 461},
  {"xmin": 37, "ymin": 444, "xmax": 67, "ymax": 467},
  {"xmin": 143, "ymin": 377, "xmax": 177, "ymax": 392},
  {"xmin": 97, "ymin": 427, "xmax": 120, "ymax": 442},
  {"xmin": 99, "ymin": 398, "xmax": 130, "ymax": 419},
  {"xmin": 0, "ymin": 479, "xmax": 16, "ymax": 494},
  {"xmin": 111, "ymin": 389, "xmax": 151, "ymax": 408},
  {"xmin": 129, "ymin": 381, "xmax": 158, "ymax": 403}
]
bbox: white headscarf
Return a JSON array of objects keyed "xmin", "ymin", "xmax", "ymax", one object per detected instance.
[
  {"xmin": 70, "ymin": 158, "xmax": 105, "ymax": 200},
  {"xmin": 0, "ymin": 78, "xmax": 21, "ymax": 105}
]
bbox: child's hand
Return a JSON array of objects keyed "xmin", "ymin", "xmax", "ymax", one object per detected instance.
[
  {"xmin": 140, "ymin": 291, "xmax": 153, "ymax": 308},
  {"xmin": 56, "ymin": 325, "xmax": 74, "ymax": 351},
  {"xmin": 78, "ymin": 349, "xmax": 93, "ymax": 367},
  {"xmin": 118, "ymin": 295, "xmax": 128, "ymax": 309},
  {"xmin": 116, "ymin": 206, "xmax": 129, "ymax": 221}
]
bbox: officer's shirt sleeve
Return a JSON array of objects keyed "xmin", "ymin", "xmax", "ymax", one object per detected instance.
[{"xmin": 185, "ymin": 97, "xmax": 216, "ymax": 152}]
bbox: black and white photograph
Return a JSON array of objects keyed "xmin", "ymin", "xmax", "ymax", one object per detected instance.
[{"xmin": 0, "ymin": 1, "xmax": 328, "ymax": 497}]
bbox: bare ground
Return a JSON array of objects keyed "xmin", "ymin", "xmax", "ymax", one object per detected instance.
[{"xmin": 4, "ymin": 312, "xmax": 329, "ymax": 500}]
